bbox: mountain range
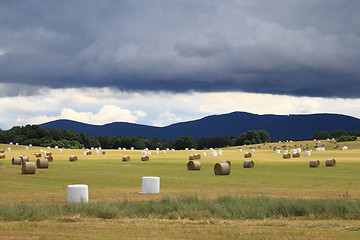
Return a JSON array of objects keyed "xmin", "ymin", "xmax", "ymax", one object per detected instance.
[{"xmin": 38, "ymin": 111, "xmax": 360, "ymax": 140}]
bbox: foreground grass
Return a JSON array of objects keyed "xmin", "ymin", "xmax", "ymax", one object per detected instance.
[
  {"xmin": 1, "ymin": 218, "xmax": 360, "ymax": 240},
  {"xmin": 1, "ymin": 196, "xmax": 360, "ymax": 222}
]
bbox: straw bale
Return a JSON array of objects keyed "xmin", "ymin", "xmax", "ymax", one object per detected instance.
[
  {"xmin": 122, "ymin": 156, "xmax": 130, "ymax": 162},
  {"xmin": 141, "ymin": 155, "xmax": 149, "ymax": 161},
  {"xmin": 36, "ymin": 158, "xmax": 49, "ymax": 169},
  {"xmin": 45, "ymin": 155, "xmax": 53, "ymax": 162},
  {"xmin": 243, "ymin": 160, "xmax": 254, "ymax": 168},
  {"xmin": 21, "ymin": 162, "xmax": 36, "ymax": 174},
  {"xmin": 244, "ymin": 152, "xmax": 252, "ymax": 158},
  {"xmin": 214, "ymin": 162, "xmax": 230, "ymax": 175},
  {"xmin": 325, "ymin": 159, "xmax": 336, "ymax": 167},
  {"xmin": 309, "ymin": 160, "xmax": 320, "ymax": 168},
  {"xmin": 283, "ymin": 153, "xmax": 291, "ymax": 159},
  {"xmin": 292, "ymin": 152, "xmax": 300, "ymax": 158},
  {"xmin": 20, "ymin": 155, "xmax": 29, "ymax": 163},
  {"xmin": 86, "ymin": 151, "xmax": 92, "ymax": 155},
  {"xmin": 194, "ymin": 154, "xmax": 201, "ymax": 159},
  {"xmin": 35, "ymin": 153, "xmax": 42, "ymax": 158},
  {"xmin": 102, "ymin": 151, "xmax": 106, "ymax": 155},
  {"xmin": 12, "ymin": 157, "xmax": 22, "ymax": 165},
  {"xmin": 46, "ymin": 152, "xmax": 52, "ymax": 156},
  {"xmin": 69, "ymin": 156, "xmax": 78, "ymax": 162},
  {"xmin": 0, "ymin": 154, "xmax": 5, "ymax": 159},
  {"xmin": 187, "ymin": 160, "xmax": 201, "ymax": 170},
  {"xmin": 189, "ymin": 155, "xmax": 195, "ymax": 160},
  {"xmin": 0, "ymin": 149, "xmax": 4, "ymax": 153}
]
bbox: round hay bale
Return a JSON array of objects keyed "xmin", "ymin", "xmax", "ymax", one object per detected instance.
[
  {"xmin": 325, "ymin": 159, "xmax": 336, "ymax": 167},
  {"xmin": 187, "ymin": 160, "xmax": 201, "ymax": 170},
  {"xmin": 309, "ymin": 160, "xmax": 320, "ymax": 168},
  {"xmin": 20, "ymin": 155, "xmax": 29, "ymax": 163},
  {"xmin": 122, "ymin": 156, "xmax": 130, "ymax": 162},
  {"xmin": 36, "ymin": 158, "xmax": 49, "ymax": 169},
  {"xmin": 283, "ymin": 153, "xmax": 291, "ymax": 159},
  {"xmin": 189, "ymin": 155, "xmax": 195, "ymax": 160},
  {"xmin": 0, "ymin": 154, "xmax": 5, "ymax": 159},
  {"xmin": 194, "ymin": 154, "xmax": 201, "ymax": 160},
  {"xmin": 102, "ymin": 151, "xmax": 106, "ymax": 155},
  {"xmin": 69, "ymin": 156, "xmax": 78, "ymax": 162},
  {"xmin": 244, "ymin": 152, "xmax": 252, "ymax": 158},
  {"xmin": 0, "ymin": 149, "xmax": 5, "ymax": 153},
  {"xmin": 45, "ymin": 155, "xmax": 53, "ymax": 162},
  {"xmin": 141, "ymin": 155, "xmax": 149, "ymax": 161},
  {"xmin": 292, "ymin": 152, "xmax": 300, "ymax": 158},
  {"xmin": 220, "ymin": 160, "xmax": 231, "ymax": 167},
  {"xmin": 86, "ymin": 151, "xmax": 92, "ymax": 155},
  {"xmin": 243, "ymin": 160, "xmax": 254, "ymax": 168},
  {"xmin": 46, "ymin": 152, "xmax": 52, "ymax": 156},
  {"xmin": 12, "ymin": 157, "xmax": 22, "ymax": 165},
  {"xmin": 21, "ymin": 162, "xmax": 36, "ymax": 174},
  {"xmin": 35, "ymin": 153, "xmax": 42, "ymax": 158},
  {"xmin": 214, "ymin": 162, "xmax": 230, "ymax": 175}
]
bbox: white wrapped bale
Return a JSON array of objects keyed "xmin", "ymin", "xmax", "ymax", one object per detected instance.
[
  {"xmin": 305, "ymin": 151, "xmax": 311, "ymax": 156},
  {"xmin": 140, "ymin": 177, "xmax": 160, "ymax": 194},
  {"xmin": 202, "ymin": 152, "xmax": 206, "ymax": 156},
  {"xmin": 67, "ymin": 184, "xmax": 89, "ymax": 203}
]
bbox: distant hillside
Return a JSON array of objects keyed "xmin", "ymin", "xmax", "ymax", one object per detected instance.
[{"xmin": 39, "ymin": 112, "xmax": 360, "ymax": 140}]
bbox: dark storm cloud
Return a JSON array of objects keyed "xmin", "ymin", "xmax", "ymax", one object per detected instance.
[{"xmin": 0, "ymin": 0, "xmax": 360, "ymax": 98}]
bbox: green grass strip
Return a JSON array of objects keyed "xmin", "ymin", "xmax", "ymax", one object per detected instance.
[{"xmin": 1, "ymin": 196, "xmax": 360, "ymax": 221}]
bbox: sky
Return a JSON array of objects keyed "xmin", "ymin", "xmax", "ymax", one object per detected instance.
[{"xmin": 0, "ymin": 0, "xmax": 360, "ymax": 130}]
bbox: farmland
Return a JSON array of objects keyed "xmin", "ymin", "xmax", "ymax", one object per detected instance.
[{"xmin": 1, "ymin": 139, "xmax": 360, "ymax": 239}]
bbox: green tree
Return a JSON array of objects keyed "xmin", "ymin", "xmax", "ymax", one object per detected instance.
[{"xmin": 174, "ymin": 136, "xmax": 197, "ymax": 150}]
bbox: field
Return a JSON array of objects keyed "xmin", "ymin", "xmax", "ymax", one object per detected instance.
[{"xmin": 1, "ymin": 139, "xmax": 360, "ymax": 239}]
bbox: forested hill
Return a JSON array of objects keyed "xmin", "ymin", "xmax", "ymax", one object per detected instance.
[{"xmin": 39, "ymin": 111, "xmax": 360, "ymax": 140}]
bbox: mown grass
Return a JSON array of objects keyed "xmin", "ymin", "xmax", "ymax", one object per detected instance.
[{"xmin": 1, "ymin": 195, "xmax": 360, "ymax": 221}]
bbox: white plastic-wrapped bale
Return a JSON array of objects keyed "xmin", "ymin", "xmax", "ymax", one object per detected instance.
[
  {"xmin": 185, "ymin": 148, "xmax": 189, "ymax": 151},
  {"xmin": 251, "ymin": 149, "xmax": 255, "ymax": 153},
  {"xmin": 67, "ymin": 184, "xmax": 88, "ymax": 203},
  {"xmin": 140, "ymin": 177, "xmax": 160, "ymax": 194},
  {"xmin": 155, "ymin": 151, "xmax": 159, "ymax": 154},
  {"xmin": 211, "ymin": 151, "xmax": 218, "ymax": 156},
  {"xmin": 238, "ymin": 148, "xmax": 242, "ymax": 152},
  {"xmin": 162, "ymin": 150, "xmax": 166, "ymax": 154},
  {"xmin": 275, "ymin": 149, "xmax": 281, "ymax": 154},
  {"xmin": 305, "ymin": 151, "xmax": 311, "ymax": 156},
  {"xmin": 202, "ymin": 152, "xmax": 206, "ymax": 156},
  {"xmin": 131, "ymin": 147, "xmax": 134, "ymax": 150},
  {"xmin": 341, "ymin": 146, "xmax": 348, "ymax": 150},
  {"xmin": 171, "ymin": 149, "xmax": 175, "ymax": 152},
  {"xmin": 296, "ymin": 148, "xmax": 301, "ymax": 152},
  {"xmin": 284, "ymin": 150, "xmax": 288, "ymax": 153}
]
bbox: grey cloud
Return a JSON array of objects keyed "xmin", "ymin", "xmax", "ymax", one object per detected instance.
[{"xmin": 0, "ymin": 0, "xmax": 360, "ymax": 98}]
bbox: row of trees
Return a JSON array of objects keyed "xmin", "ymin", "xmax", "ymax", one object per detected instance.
[
  {"xmin": 0, "ymin": 125, "xmax": 271, "ymax": 149},
  {"xmin": 312, "ymin": 130, "xmax": 360, "ymax": 142}
]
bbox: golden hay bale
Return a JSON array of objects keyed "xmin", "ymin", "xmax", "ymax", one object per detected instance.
[
  {"xmin": 102, "ymin": 151, "xmax": 106, "ymax": 155},
  {"xmin": 35, "ymin": 153, "xmax": 42, "ymax": 158},
  {"xmin": 244, "ymin": 152, "xmax": 252, "ymax": 158},
  {"xmin": 214, "ymin": 162, "xmax": 230, "ymax": 175},
  {"xmin": 0, "ymin": 154, "xmax": 5, "ymax": 159},
  {"xmin": 36, "ymin": 159, "xmax": 49, "ymax": 169},
  {"xmin": 20, "ymin": 155, "xmax": 29, "ymax": 163},
  {"xmin": 283, "ymin": 153, "xmax": 291, "ymax": 159},
  {"xmin": 86, "ymin": 151, "xmax": 92, "ymax": 155},
  {"xmin": 325, "ymin": 159, "xmax": 336, "ymax": 167},
  {"xmin": 309, "ymin": 160, "xmax": 320, "ymax": 168},
  {"xmin": 292, "ymin": 152, "xmax": 300, "ymax": 158},
  {"xmin": 122, "ymin": 156, "xmax": 130, "ymax": 162},
  {"xmin": 0, "ymin": 149, "xmax": 5, "ymax": 153},
  {"xmin": 187, "ymin": 160, "xmax": 201, "ymax": 170},
  {"xmin": 189, "ymin": 155, "xmax": 195, "ymax": 160},
  {"xmin": 46, "ymin": 152, "xmax": 52, "ymax": 156},
  {"xmin": 21, "ymin": 162, "xmax": 36, "ymax": 174},
  {"xmin": 69, "ymin": 156, "xmax": 78, "ymax": 162},
  {"xmin": 12, "ymin": 157, "xmax": 22, "ymax": 165},
  {"xmin": 45, "ymin": 155, "xmax": 53, "ymax": 162},
  {"xmin": 194, "ymin": 154, "xmax": 201, "ymax": 160},
  {"xmin": 243, "ymin": 160, "xmax": 255, "ymax": 168},
  {"xmin": 220, "ymin": 160, "xmax": 231, "ymax": 167},
  {"xmin": 141, "ymin": 156, "xmax": 149, "ymax": 161}
]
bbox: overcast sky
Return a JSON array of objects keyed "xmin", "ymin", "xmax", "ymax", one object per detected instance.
[{"xmin": 1, "ymin": 0, "xmax": 360, "ymax": 130}]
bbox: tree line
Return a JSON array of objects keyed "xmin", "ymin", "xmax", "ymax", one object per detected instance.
[
  {"xmin": 0, "ymin": 125, "xmax": 272, "ymax": 149},
  {"xmin": 312, "ymin": 130, "xmax": 360, "ymax": 142}
]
